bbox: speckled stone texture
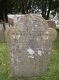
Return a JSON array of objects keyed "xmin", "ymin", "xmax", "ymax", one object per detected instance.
[{"xmin": 7, "ymin": 14, "xmax": 57, "ymax": 77}]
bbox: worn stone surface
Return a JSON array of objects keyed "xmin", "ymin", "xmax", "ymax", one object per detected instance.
[{"xmin": 7, "ymin": 14, "xmax": 57, "ymax": 77}]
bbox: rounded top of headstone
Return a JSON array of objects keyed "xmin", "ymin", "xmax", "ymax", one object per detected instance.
[
  {"xmin": 13, "ymin": 14, "xmax": 57, "ymax": 41},
  {"xmin": 8, "ymin": 14, "xmax": 57, "ymax": 43},
  {"xmin": 14, "ymin": 14, "xmax": 49, "ymax": 29}
]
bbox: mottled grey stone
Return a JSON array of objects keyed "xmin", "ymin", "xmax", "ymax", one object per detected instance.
[{"xmin": 7, "ymin": 14, "xmax": 57, "ymax": 77}]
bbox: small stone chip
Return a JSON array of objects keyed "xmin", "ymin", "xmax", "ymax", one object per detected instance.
[
  {"xmin": 27, "ymin": 48, "xmax": 35, "ymax": 55},
  {"xmin": 38, "ymin": 50, "xmax": 42, "ymax": 56}
]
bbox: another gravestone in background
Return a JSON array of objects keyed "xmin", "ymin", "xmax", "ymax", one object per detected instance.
[
  {"xmin": 0, "ymin": 24, "xmax": 5, "ymax": 42},
  {"xmin": 47, "ymin": 20, "xmax": 56, "ymax": 29},
  {"xmin": 7, "ymin": 14, "xmax": 57, "ymax": 77},
  {"xmin": 4, "ymin": 23, "xmax": 10, "ymax": 42}
]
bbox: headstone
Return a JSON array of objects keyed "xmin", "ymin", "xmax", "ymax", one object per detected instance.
[
  {"xmin": 0, "ymin": 24, "xmax": 5, "ymax": 42},
  {"xmin": 47, "ymin": 20, "xmax": 56, "ymax": 29},
  {"xmin": 13, "ymin": 15, "xmax": 17, "ymax": 24},
  {"xmin": 8, "ymin": 18, "xmax": 14, "ymax": 27},
  {"xmin": 7, "ymin": 14, "xmax": 57, "ymax": 77},
  {"xmin": 4, "ymin": 23, "xmax": 10, "ymax": 42}
]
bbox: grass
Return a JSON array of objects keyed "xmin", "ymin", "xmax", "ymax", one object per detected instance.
[
  {"xmin": 56, "ymin": 25, "xmax": 59, "ymax": 29},
  {"xmin": 0, "ymin": 29, "xmax": 59, "ymax": 80},
  {"xmin": 56, "ymin": 25, "xmax": 59, "ymax": 32},
  {"xmin": 0, "ymin": 43, "xmax": 11, "ymax": 80}
]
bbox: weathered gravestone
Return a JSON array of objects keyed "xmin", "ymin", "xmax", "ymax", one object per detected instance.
[
  {"xmin": 0, "ymin": 24, "xmax": 5, "ymax": 42},
  {"xmin": 4, "ymin": 23, "xmax": 10, "ymax": 42},
  {"xmin": 7, "ymin": 14, "xmax": 57, "ymax": 77},
  {"xmin": 47, "ymin": 20, "xmax": 56, "ymax": 29}
]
